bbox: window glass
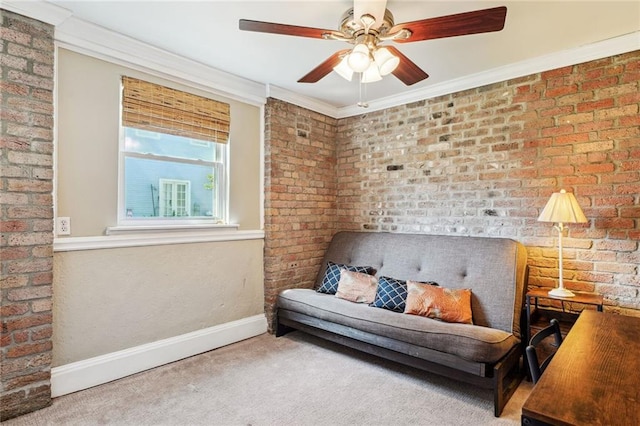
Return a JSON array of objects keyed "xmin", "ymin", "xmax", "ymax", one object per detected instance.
[{"xmin": 121, "ymin": 127, "xmax": 225, "ymax": 223}]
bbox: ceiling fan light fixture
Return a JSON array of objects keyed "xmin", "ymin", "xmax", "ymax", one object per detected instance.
[
  {"xmin": 333, "ymin": 55, "xmax": 354, "ymax": 81},
  {"xmin": 361, "ymin": 62, "xmax": 382, "ymax": 83},
  {"xmin": 347, "ymin": 43, "xmax": 371, "ymax": 72},
  {"xmin": 373, "ymin": 46, "xmax": 399, "ymax": 76}
]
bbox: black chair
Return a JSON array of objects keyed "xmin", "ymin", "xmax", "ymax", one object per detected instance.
[{"xmin": 526, "ymin": 318, "xmax": 563, "ymax": 384}]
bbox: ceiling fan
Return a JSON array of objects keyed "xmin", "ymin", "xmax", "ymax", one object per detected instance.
[{"xmin": 239, "ymin": 0, "xmax": 507, "ymax": 86}]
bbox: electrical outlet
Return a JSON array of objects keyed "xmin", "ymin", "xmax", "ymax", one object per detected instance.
[{"xmin": 57, "ymin": 217, "xmax": 71, "ymax": 235}]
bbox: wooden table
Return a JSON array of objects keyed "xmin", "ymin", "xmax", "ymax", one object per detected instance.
[{"xmin": 521, "ymin": 310, "xmax": 640, "ymax": 425}]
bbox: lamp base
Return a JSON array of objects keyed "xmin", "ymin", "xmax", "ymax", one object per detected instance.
[{"xmin": 548, "ymin": 287, "xmax": 575, "ymax": 298}]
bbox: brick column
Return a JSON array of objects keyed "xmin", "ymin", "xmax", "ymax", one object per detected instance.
[
  {"xmin": 1, "ymin": 9, "xmax": 55, "ymax": 420},
  {"xmin": 263, "ymin": 98, "xmax": 338, "ymax": 331}
]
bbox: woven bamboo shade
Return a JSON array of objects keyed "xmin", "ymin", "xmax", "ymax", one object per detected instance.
[{"xmin": 122, "ymin": 76, "xmax": 230, "ymax": 144}]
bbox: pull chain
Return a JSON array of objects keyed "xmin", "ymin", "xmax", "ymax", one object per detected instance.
[{"xmin": 357, "ymin": 73, "xmax": 369, "ymax": 108}]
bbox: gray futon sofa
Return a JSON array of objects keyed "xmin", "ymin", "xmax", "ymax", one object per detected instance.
[{"xmin": 276, "ymin": 231, "xmax": 528, "ymax": 416}]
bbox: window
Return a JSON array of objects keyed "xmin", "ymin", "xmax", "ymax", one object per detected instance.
[
  {"xmin": 119, "ymin": 77, "xmax": 230, "ymax": 226},
  {"xmin": 159, "ymin": 179, "xmax": 190, "ymax": 217}
]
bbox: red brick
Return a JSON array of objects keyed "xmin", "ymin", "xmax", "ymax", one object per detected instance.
[
  {"xmin": 523, "ymin": 138, "xmax": 552, "ymax": 149},
  {"xmin": 0, "ymin": 246, "xmax": 30, "ymax": 260},
  {"xmin": 600, "ymin": 172, "xmax": 639, "ymax": 184},
  {"xmin": 555, "ymin": 133, "xmax": 590, "ymax": 145},
  {"xmin": 0, "ymin": 303, "xmax": 30, "ymax": 317},
  {"xmin": 620, "ymin": 115, "xmax": 640, "ymax": 127},
  {"xmin": 1, "ymin": 333, "xmax": 12, "ymax": 347},
  {"xmin": 541, "ymin": 124, "xmax": 573, "ymax": 137},
  {"xmin": 13, "ymin": 330, "xmax": 30, "ymax": 344},
  {"xmin": 6, "ymin": 341, "xmax": 53, "ymax": 359},
  {"xmin": 0, "ymin": 27, "xmax": 32, "ymax": 45},
  {"xmin": 577, "ymin": 98, "xmax": 615, "ymax": 112},
  {"xmin": 539, "ymin": 165, "xmax": 575, "ymax": 176},
  {"xmin": 2, "ymin": 372, "xmax": 50, "ymax": 392},
  {"xmin": 558, "ymin": 112, "xmax": 594, "ymax": 124},
  {"xmin": 616, "ymin": 184, "xmax": 640, "ymax": 195},
  {"xmin": 595, "ymin": 218, "xmax": 635, "ymax": 229},
  {"xmin": 7, "ymin": 205, "xmax": 53, "ymax": 220},
  {"xmin": 582, "ymin": 76, "xmax": 619, "ymax": 91},
  {"xmin": 0, "ymin": 220, "xmax": 30, "ymax": 232},
  {"xmin": 575, "ymin": 163, "xmax": 615, "ymax": 174},
  {"xmin": 30, "ymin": 300, "xmax": 52, "ymax": 313},
  {"xmin": 576, "ymin": 120, "xmax": 614, "ymax": 132},
  {"xmin": 596, "ymin": 104, "xmax": 639, "ymax": 120},
  {"xmin": 545, "ymin": 85, "xmax": 577, "ymax": 97},
  {"xmin": 8, "ymin": 284, "xmax": 52, "ymax": 301},
  {"xmin": 619, "ymin": 91, "xmax": 640, "ymax": 106},
  {"xmin": 3, "ymin": 313, "xmax": 52, "ymax": 333},
  {"xmin": 0, "ymin": 275, "xmax": 29, "ymax": 289},
  {"xmin": 0, "ymin": 352, "xmax": 52, "ymax": 376},
  {"xmin": 620, "ymin": 160, "xmax": 640, "ymax": 171},
  {"xmin": 620, "ymin": 207, "xmax": 640, "ymax": 218},
  {"xmin": 563, "ymin": 175, "xmax": 597, "ymax": 185},
  {"xmin": 6, "ymin": 151, "xmax": 53, "ymax": 166},
  {"xmin": 574, "ymin": 141, "xmax": 614, "ymax": 153},
  {"xmin": 542, "ymin": 66, "xmax": 574, "ymax": 78},
  {"xmin": 542, "ymin": 145, "xmax": 573, "ymax": 156}
]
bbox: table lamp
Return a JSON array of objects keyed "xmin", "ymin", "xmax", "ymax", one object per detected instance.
[{"xmin": 537, "ymin": 189, "xmax": 587, "ymax": 297}]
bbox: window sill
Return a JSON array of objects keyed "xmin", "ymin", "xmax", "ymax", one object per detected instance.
[
  {"xmin": 54, "ymin": 225, "xmax": 264, "ymax": 252},
  {"xmin": 105, "ymin": 223, "xmax": 239, "ymax": 235}
]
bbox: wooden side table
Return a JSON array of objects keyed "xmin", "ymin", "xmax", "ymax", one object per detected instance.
[{"xmin": 524, "ymin": 288, "xmax": 603, "ymax": 346}]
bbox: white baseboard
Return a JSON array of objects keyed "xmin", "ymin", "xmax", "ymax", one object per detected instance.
[{"xmin": 51, "ymin": 314, "xmax": 268, "ymax": 397}]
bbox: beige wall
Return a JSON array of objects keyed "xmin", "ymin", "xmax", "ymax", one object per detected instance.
[
  {"xmin": 54, "ymin": 49, "xmax": 265, "ymax": 365},
  {"xmin": 53, "ymin": 239, "xmax": 264, "ymax": 366},
  {"xmin": 56, "ymin": 48, "xmax": 262, "ymax": 235}
]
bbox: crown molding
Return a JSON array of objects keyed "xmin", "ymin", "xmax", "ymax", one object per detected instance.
[
  {"xmin": 334, "ymin": 31, "xmax": 640, "ymax": 118},
  {"xmin": 0, "ymin": 0, "xmax": 72, "ymax": 25},
  {"xmin": 55, "ymin": 16, "xmax": 266, "ymax": 106},
  {"xmin": 266, "ymin": 84, "xmax": 339, "ymax": 118}
]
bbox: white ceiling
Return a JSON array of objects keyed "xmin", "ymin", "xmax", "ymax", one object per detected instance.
[{"xmin": 38, "ymin": 1, "xmax": 640, "ymax": 110}]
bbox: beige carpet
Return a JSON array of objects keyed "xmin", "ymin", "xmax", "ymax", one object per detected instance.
[{"xmin": 6, "ymin": 331, "xmax": 532, "ymax": 425}]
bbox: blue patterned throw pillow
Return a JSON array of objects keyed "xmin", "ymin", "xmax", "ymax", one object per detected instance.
[
  {"xmin": 371, "ymin": 276, "xmax": 408, "ymax": 312},
  {"xmin": 317, "ymin": 261, "xmax": 375, "ymax": 295},
  {"xmin": 372, "ymin": 276, "xmax": 438, "ymax": 313}
]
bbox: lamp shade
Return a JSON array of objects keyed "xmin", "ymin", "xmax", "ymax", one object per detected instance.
[
  {"xmin": 347, "ymin": 43, "xmax": 371, "ymax": 72},
  {"xmin": 333, "ymin": 55, "xmax": 354, "ymax": 81},
  {"xmin": 537, "ymin": 189, "xmax": 587, "ymax": 224},
  {"xmin": 373, "ymin": 47, "xmax": 400, "ymax": 76},
  {"xmin": 361, "ymin": 62, "xmax": 382, "ymax": 83}
]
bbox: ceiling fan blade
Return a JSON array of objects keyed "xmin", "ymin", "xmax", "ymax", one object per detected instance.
[
  {"xmin": 298, "ymin": 50, "xmax": 350, "ymax": 83},
  {"xmin": 391, "ymin": 6, "xmax": 507, "ymax": 43},
  {"xmin": 386, "ymin": 46, "xmax": 429, "ymax": 86},
  {"xmin": 239, "ymin": 19, "xmax": 332, "ymax": 39}
]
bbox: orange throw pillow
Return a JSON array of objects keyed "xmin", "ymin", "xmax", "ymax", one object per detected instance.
[{"xmin": 404, "ymin": 281, "xmax": 473, "ymax": 324}]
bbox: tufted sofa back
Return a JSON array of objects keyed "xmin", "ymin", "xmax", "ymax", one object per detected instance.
[{"xmin": 316, "ymin": 232, "xmax": 528, "ymax": 338}]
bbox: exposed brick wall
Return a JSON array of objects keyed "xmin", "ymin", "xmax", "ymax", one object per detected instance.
[
  {"xmin": 0, "ymin": 10, "xmax": 54, "ymax": 420},
  {"xmin": 336, "ymin": 51, "xmax": 639, "ymax": 314},
  {"xmin": 263, "ymin": 99, "xmax": 338, "ymax": 329},
  {"xmin": 265, "ymin": 51, "xmax": 639, "ymax": 327}
]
